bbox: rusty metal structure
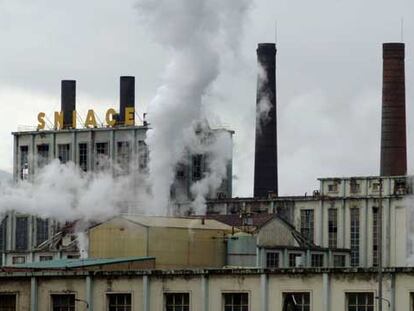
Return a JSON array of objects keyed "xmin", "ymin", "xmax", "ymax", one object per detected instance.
[
  {"xmin": 61, "ymin": 80, "xmax": 76, "ymax": 129},
  {"xmin": 119, "ymin": 76, "xmax": 135, "ymax": 125},
  {"xmin": 380, "ymin": 43, "xmax": 407, "ymax": 176},
  {"xmin": 254, "ymin": 43, "xmax": 278, "ymax": 197}
]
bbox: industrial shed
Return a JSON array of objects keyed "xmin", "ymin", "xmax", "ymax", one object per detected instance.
[{"xmin": 88, "ymin": 215, "xmax": 234, "ymax": 269}]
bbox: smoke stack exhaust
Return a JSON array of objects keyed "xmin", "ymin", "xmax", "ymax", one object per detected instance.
[
  {"xmin": 119, "ymin": 76, "xmax": 135, "ymax": 125},
  {"xmin": 254, "ymin": 43, "xmax": 278, "ymax": 197},
  {"xmin": 61, "ymin": 80, "xmax": 76, "ymax": 129},
  {"xmin": 380, "ymin": 43, "xmax": 407, "ymax": 176}
]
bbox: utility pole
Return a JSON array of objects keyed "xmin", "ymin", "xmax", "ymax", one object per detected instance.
[{"xmin": 378, "ymin": 177, "xmax": 383, "ymax": 311}]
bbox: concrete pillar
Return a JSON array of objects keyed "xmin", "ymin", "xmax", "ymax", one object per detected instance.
[
  {"xmin": 71, "ymin": 132, "xmax": 76, "ymax": 163},
  {"xmin": 30, "ymin": 276, "xmax": 37, "ymax": 311},
  {"xmin": 390, "ymin": 273, "xmax": 396, "ymax": 311},
  {"xmin": 283, "ymin": 249, "xmax": 289, "ymax": 268},
  {"xmin": 306, "ymin": 250, "xmax": 311, "ymax": 267},
  {"xmin": 86, "ymin": 275, "xmax": 93, "ymax": 311},
  {"xmin": 143, "ymin": 275, "xmax": 150, "ymax": 311},
  {"xmin": 322, "ymin": 273, "xmax": 330, "ymax": 311},
  {"xmin": 260, "ymin": 274, "xmax": 268, "ymax": 311},
  {"xmin": 201, "ymin": 275, "xmax": 209, "ymax": 311}
]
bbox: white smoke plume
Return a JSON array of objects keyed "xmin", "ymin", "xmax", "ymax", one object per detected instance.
[
  {"xmin": 256, "ymin": 63, "xmax": 272, "ymax": 133},
  {"xmin": 0, "ymin": 159, "xmax": 151, "ymax": 222},
  {"xmin": 135, "ymin": 0, "xmax": 251, "ymax": 214}
]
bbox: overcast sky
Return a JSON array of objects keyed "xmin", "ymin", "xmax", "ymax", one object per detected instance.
[{"xmin": 0, "ymin": 0, "xmax": 413, "ymax": 196}]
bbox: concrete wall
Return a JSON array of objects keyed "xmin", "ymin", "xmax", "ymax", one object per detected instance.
[{"xmin": 1, "ymin": 269, "xmax": 413, "ymax": 311}]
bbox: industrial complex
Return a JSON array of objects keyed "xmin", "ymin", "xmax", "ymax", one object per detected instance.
[{"xmin": 0, "ymin": 42, "xmax": 412, "ymax": 310}]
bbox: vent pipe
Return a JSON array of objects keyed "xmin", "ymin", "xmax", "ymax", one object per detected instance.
[
  {"xmin": 380, "ymin": 43, "xmax": 407, "ymax": 176},
  {"xmin": 254, "ymin": 43, "xmax": 278, "ymax": 197},
  {"xmin": 119, "ymin": 76, "xmax": 135, "ymax": 125},
  {"xmin": 61, "ymin": 80, "xmax": 76, "ymax": 129}
]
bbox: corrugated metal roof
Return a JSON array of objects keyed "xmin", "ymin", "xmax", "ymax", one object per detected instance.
[
  {"xmin": 121, "ymin": 215, "xmax": 233, "ymax": 230},
  {"xmin": 12, "ymin": 256, "xmax": 154, "ymax": 269}
]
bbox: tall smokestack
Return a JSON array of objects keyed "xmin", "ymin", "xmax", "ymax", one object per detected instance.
[
  {"xmin": 61, "ymin": 80, "xmax": 76, "ymax": 129},
  {"xmin": 119, "ymin": 76, "xmax": 135, "ymax": 125},
  {"xmin": 254, "ymin": 43, "xmax": 278, "ymax": 197},
  {"xmin": 380, "ymin": 43, "xmax": 407, "ymax": 176}
]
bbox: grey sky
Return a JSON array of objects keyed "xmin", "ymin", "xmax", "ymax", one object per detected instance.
[{"xmin": 0, "ymin": 0, "xmax": 413, "ymax": 196}]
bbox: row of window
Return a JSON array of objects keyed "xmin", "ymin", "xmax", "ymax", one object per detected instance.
[
  {"xmin": 0, "ymin": 217, "xmax": 49, "ymax": 252},
  {"xmin": 300, "ymin": 207, "xmax": 380, "ymax": 267},
  {"xmin": 19, "ymin": 140, "xmax": 149, "ymax": 177},
  {"xmin": 0, "ymin": 292, "xmax": 376, "ymax": 311},
  {"xmin": 265, "ymin": 251, "xmax": 346, "ymax": 268}
]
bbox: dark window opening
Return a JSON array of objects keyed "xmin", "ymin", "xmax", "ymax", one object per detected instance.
[
  {"xmin": 57, "ymin": 144, "xmax": 71, "ymax": 164},
  {"xmin": 328, "ymin": 208, "xmax": 338, "ymax": 248},
  {"xmin": 108, "ymin": 293, "xmax": 131, "ymax": 311},
  {"xmin": 36, "ymin": 218, "xmax": 48, "ymax": 246},
  {"xmin": 20, "ymin": 146, "xmax": 29, "ymax": 180},
  {"xmin": 51, "ymin": 294, "xmax": 75, "ymax": 311},
  {"xmin": 283, "ymin": 292, "xmax": 310, "ymax": 311},
  {"xmin": 266, "ymin": 252, "xmax": 279, "ymax": 268},
  {"xmin": 350, "ymin": 208, "xmax": 360, "ymax": 266},
  {"xmin": 0, "ymin": 293, "xmax": 16, "ymax": 311},
  {"xmin": 300, "ymin": 209, "xmax": 314, "ymax": 243},
  {"xmin": 165, "ymin": 293, "xmax": 189, "ymax": 311},
  {"xmin": 78, "ymin": 143, "xmax": 88, "ymax": 172},
  {"xmin": 346, "ymin": 292, "xmax": 374, "ymax": 311},
  {"xmin": 311, "ymin": 254, "xmax": 324, "ymax": 267},
  {"xmin": 15, "ymin": 216, "xmax": 28, "ymax": 251},
  {"xmin": 37, "ymin": 144, "xmax": 49, "ymax": 168},
  {"xmin": 223, "ymin": 293, "xmax": 248, "ymax": 311},
  {"xmin": 192, "ymin": 154, "xmax": 203, "ymax": 181}
]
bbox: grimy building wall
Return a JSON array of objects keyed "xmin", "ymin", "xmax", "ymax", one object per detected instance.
[{"xmin": 0, "ymin": 268, "xmax": 413, "ymax": 310}]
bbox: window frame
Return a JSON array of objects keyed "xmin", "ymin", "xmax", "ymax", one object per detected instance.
[
  {"xmin": 350, "ymin": 208, "xmax": 360, "ymax": 267},
  {"xmin": 266, "ymin": 251, "xmax": 280, "ymax": 268},
  {"xmin": 78, "ymin": 143, "xmax": 88, "ymax": 172},
  {"xmin": 345, "ymin": 291, "xmax": 375, "ymax": 311},
  {"xmin": 50, "ymin": 292, "xmax": 76, "ymax": 311},
  {"xmin": 282, "ymin": 291, "xmax": 311, "ymax": 311},
  {"xmin": 300, "ymin": 209, "xmax": 314, "ymax": 243},
  {"xmin": 163, "ymin": 291, "xmax": 191, "ymax": 311},
  {"xmin": 222, "ymin": 291, "xmax": 249, "ymax": 311},
  {"xmin": 106, "ymin": 292, "xmax": 132, "ymax": 311},
  {"xmin": 0, "ymin": 292, "xmax": 18, "ymax": 311}
]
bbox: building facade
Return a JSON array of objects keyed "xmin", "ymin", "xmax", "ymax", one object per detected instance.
[
  {"xmin": 1, "ymin": 267, "xmax": 413, "ymax": 311},
  {"xmin": 208, "ymin": 175, "xmax": 412, "ymax": 268}
]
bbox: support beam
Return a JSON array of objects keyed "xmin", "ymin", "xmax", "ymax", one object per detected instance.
[
  {"xmin": 323, "ymin": 273, "xmax": 330, "ymax": 311},
  {"xmin": 30, "ymin": 276, "xmax": 37, "ymax": 311},
  {"xmin": 86, "ymin": 275, "xmax": 93, "ymax": 311},
  {"xmin": 143, "ymin": 275, "xmax": 150, "ymax": 311},
  {"xmin": 201, "ymin": 275, "xmax": 209, "ymax": 311},
  {"xmin": 260, "ymin": 274, "xmax": 268, "ymax": 311}
]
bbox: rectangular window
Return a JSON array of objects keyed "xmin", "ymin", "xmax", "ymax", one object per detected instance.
[
  {"xmin": 58, "ymin": 144, "xmax": 71, "ymax": 164},
  {"xmin": 266, "ymin": 252, "xmax": 279, "ymax": 268},
  {"xmin": 117, "ymin": 141, "xmax": 130, "ymax": 173},
  {"xmin": 12, "ymin": 256, "xmax": 25, "ymax": 264},
  {"xmin": 350, "ymin": 208, "xmax": 360, "ymax": 266},
  {"xmin": 328, "ymin": 208, "xmax": 338, "ymax": 248},
  {"xmin": 15, "ymin": 216, "xmax": 28, "ymax": 251},
  {"xmin": 0, "ymin": 293, "xmax": 16, "ymax": 311},
  {"xmin": 328, "ymin": 183, "xmax": 338, "ymax": 192},
  {"xmin": 333, "ymin": 255, "xmax": 346, "ymax": 267},
  {"xmin": 96, "ymin": 142, "xmax": 109, "ymax": 170},
  {"xmin": 107, "ymin": 293, "xmax": 131, "ymax": 311},
  {"xmin": 0, "ymin": 217, "xmax": 6, "ymax": 251},
  {"xmin": 138, "ymin": 140, "xmax": 148, "ymax": 172},
  {"xmin": 289, "ymin": 253, "xmax": 303, "ymax": 267},
  {"xmin": 372, "ymin": 207, "xmax": 379, "ymax": 267},
  {"xmin": 192, "ymin": 154, "xmax": 203, "ymax": 181},
  {"xmin": 223, "ymin": 293, "xmax": 248, "ymax": 311},
  {"xmin": 346, "ymin": 293, "xmax": 374, "ymax": 311},
  {"xmin": 78, "ymin": 143, "xmax": 88, "ymax": 172},
  {"xmin": 300, "ymin": 209, "xmax": 314, "ymax": 243},
  {"xmin": 39, "ymin": 255, "xmax": 53, "ymax": 261},
  {"xmin": 350, "ymin": 181, "xmax": 360, "ymax": 193},
  {"xmin": 36, "ymin": 218, "xmax": 48, "ymax": 246},
  {"xmin": 20, "ymin": 146, "xmax": 29, "ymax": 180},
  {"xmin": 165, "ymin": 293, "xmax": 190, "ymax": 311},
  {"xmin": 37, "ymin": 144, "xmax": 49, "ymax": 168},
  {"xmin": 283, "ymin": 292, "xmax": 310, "ymax": 311},
  {"xmin": 311, "ymin": 254, "xmax": 324, "ymax": 267},
  {"xmin": 51, "ymin": 294, "xmax": 75, "ymax": 311}
]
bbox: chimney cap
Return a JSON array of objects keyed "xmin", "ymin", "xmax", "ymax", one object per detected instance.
[
  {"xmin": 383, "ymin": 43, "xmax": 405, "ymax": 59},
  {"xmin": 257, "ymin": 43, "xmax": 276, "ymax": 50}
]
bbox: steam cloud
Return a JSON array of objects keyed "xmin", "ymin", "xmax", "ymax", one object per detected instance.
[{"xmin": 135, "ymin": 0, "xmax": 251, "ymax": 214}]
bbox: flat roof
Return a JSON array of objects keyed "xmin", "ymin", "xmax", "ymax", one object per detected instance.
[
  {"xmin": 121, "ymin": 215, "xmax": 234, "ymax": 230},
  {"xmin": 10, "ymin": 256, "xmax": 154, "ymax": 269}
]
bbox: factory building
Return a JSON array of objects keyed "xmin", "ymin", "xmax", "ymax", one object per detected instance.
[{"xmin": 0, "ymin": 76, "xmax": 233, "ymax": 266}]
